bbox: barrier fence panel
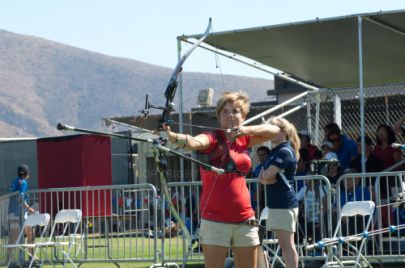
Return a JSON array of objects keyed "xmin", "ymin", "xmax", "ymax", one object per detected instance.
[
  {"xmin": 336, "ymin": 171, "xmax": 405, "ymax": 263},
  {"xmin": 166, "ymin": 175, "xmax": 334, "ymax": 265},
  {"xmin": 1, "ymin": 172, "xmax": 404, "ymax": 267},
  {"xmin": 0, "ymin": 192, "xmax": 25, "ymax": 266},
  {"xmin": 165, "ymin": 173, "xmax": 404, "ymax": 266},
  {"xmin": 0, "ymin": 184, "xmax": 159, "ymax": 266},
  {"xmin": 163, "ymin": 181, "xmax": 203, "ymax": 264},
  {"xmin": 291, "ymin": 175, "xmax": 333, "ymax": 261}
]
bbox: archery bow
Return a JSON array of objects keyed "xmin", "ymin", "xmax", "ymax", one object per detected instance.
[
  {"xmin": 149, "ymin": 18, "xmax": 213, "ymax": 261},
  {"xmin": 56, "ymin": 18, "xmax": 217, "ymax": 266}
]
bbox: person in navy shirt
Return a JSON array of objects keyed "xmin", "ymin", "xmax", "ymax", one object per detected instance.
[
  {"xmin": 7, "ymin": 165, "xmax": 35, "ymax": 260},
  {"xmin": 250, "ymin": 146, "xmax": 270, "ymax": 212},
  {"xmin": 259, "ymin": 117, "xmax": 300, "ymax": 268}
]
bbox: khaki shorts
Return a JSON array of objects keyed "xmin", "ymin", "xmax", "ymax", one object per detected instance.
[
  {"xmin": 199, "ymin": 219, "xmax": 260, "ymax": 248},
  {"xmin": 266, "ymin": 208, "xmax": 298, "ymax": 233}
]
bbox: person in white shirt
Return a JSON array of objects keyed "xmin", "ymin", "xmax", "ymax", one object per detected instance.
[
  {"xmin": 296, "ymin": 180, "xmax": 327, "ymax": 243},
  {"xmin": 319, "ymin": 141, "xmax": 340, "ymax": 184},
  {"xmin": 321, "ymin": 141, "xmax": 338, "ymax": 160}
]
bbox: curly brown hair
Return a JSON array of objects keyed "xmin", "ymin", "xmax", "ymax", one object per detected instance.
[{"xmin": 215, "ymin": 91, "xmax": 250, "ymax": 119}]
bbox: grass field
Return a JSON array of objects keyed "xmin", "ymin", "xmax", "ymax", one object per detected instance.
[
  {"xmin": 3, "ymin": 235, "xmax": 405, "ymax": 267},
  {"xmin": 1, "ymin": 235, "xmax": 205, "ymax": 268}
]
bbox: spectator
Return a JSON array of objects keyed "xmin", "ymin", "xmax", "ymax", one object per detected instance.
[
  {"xmin": 7, "ymin": 165, "xmax": 35, "ymax": 261},
  {"xmin": 373, "ymin": 124, "xmax": 403, "ymax": 169},
  {"xmin": 252, "ymin": 146, "xmax": 271, "ymax": 177},
  {"xmin": 394, "ymin": 113, "xmax": 405, "ymax": 136},
  {"xmin": 327, "ymin": 130, "xmax": 358, "ymax": 171},
  {"xmin": 250, "ymin": 146, "xmax": 271, "ymax": 212},
  {"xmin": 297, "ymin": 148, "xmax": 311, "ymax": 176},
  {"xmin": 323, "ymin": 122, "xmax": 341, "ymax": 141},
  {"xmin": 295, "ymin": 148, "xmax": 311, "ymax": 191},
  {"xmin": 298, "ymin": 130, "xmax": 321, "ymax": 160},
  {"xmin": 321, "ymin": 141, "xmax": 338, "ymax": 160},
  {"xmin": 351, "ymin": 135, "xmax": 384, "ymax": 174},
  {"xmin": 296, "ymin": 179, "xmax": 327, "ymax": 243},
  {"xmin": 339, "ymin": 168, "xmax": 371, "ymax": 208},
  {"xmin": 338, "ymin": 168, "xmax": 371, "ymax": 236},
  {"xmin": 319, "ymin": 141, "xmax": 340, "ymax": 184}
]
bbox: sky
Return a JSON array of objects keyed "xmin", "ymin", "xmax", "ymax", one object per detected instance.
[{"xmin": 0, "ymin": 0, "xmax": 404, "ymax": 79}]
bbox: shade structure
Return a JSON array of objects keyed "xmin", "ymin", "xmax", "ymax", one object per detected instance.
[{"xmin": 185, "ymin": 10, "xmax": 405, "ymax": 88}]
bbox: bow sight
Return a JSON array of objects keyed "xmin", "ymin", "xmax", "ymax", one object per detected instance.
[{"xmin": 140, "ymin": 93, "xmax": 175, "ymax": 130}]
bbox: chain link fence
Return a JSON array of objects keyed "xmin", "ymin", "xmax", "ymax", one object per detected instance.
[{"xmin": 278, "ymin": 83, "xmax": 405, "ymax": 147}]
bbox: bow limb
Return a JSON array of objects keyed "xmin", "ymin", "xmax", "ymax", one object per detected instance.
[
  {"xmin": 152, "ymin": 19, "xmax": 213, "ymax": 257},
  {"xmin": 158, "ymin": 18, "xmax": 212, "ymax": 131}
]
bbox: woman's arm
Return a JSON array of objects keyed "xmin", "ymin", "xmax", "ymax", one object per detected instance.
[
  {"xmin": 258, "ymin": 165, "xmax": 280, "ymax": 185},
  {"xmin": 24, "ymin": 201, "xmax": 35, "ymax": 214},
  {"xmin": 394, "ymin": 114, "xmax": 405, "ymax": 135},
  {"xmin": 165, "ymin": 126, "xmax": 210, "ymax": 151},
  {"xmin": 234, "ymin": 124, "xmax": 280, "ymax": 147}
]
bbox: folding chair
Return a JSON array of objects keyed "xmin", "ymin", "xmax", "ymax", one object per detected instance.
[
  {"xmin": 35, "ymin": 209, "xmax": 82, "ymax": 268},
  {"xmin": 4, "ymin": 213, "xmax": 51, "ymax": 268},
  {"xmin": 308, "ymin": 201, "xmax": 375, "ymax": 268}
]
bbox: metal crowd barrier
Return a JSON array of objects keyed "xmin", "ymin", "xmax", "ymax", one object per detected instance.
[
  {"xmin": 336, "ymin": 171, "xmax": 405, "ymax": 263},
  {"xmin": 0, "ymin": 191, "xmax": 24, "ymax": 265},
  {"xmin": 0, "ymin": 184, "xmax": 159, "ymax": 267},
  {"xmin": 165, "ymin": 173, "xmax": 405, "ymax": 266},
  {"xmin": 165, "ymin": 175, "xmax": 334, "ymax": 265},
  {"xmin": 1, "ymin": 172, "xmax": 404, "ymax": 267}
]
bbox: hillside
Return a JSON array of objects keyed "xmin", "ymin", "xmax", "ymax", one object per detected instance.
[{"xmin": 0, "ymin": 29, "xmax": 273, "ymax": 137}]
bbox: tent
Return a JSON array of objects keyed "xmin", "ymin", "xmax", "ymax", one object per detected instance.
[{"xmin": 179, "ymin": 9, "xmax": 405, "ymax": 172}]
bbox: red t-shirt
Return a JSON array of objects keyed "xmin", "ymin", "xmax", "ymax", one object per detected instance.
[
  {"xmin": 373, "ymin": 145, "xmax": 401, "ymax": 168},
  {"xmin": 199, "ymin": 131, "xmax": 254, "ymax": 223},
  {"xmin": 307, "ymin": 144, "xmax": 321, "ymax": 160}
]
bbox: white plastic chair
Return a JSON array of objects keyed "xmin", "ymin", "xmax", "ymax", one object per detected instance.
[
  {"xmin": 4, "ymin": 213, "xmax": 51, "ymax": 268},
  {"xmin": 308, "ymin": 201, "xmax": 375, "ymax": 268},
  {"xmin": 35, "ymin": 209, "xmax": 83, "ymax": 268}
]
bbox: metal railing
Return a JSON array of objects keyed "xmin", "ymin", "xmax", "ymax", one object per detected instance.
[
  {"xmin": 335, "ymin": 171, "xmax": 405, "ymax": 263},
  {"xmin": 0, "ymin": 184, "xmax": 159, "ymax": 266},
  {"xmin": 1, "ymin": 171, "xmax": 404, "ymax": 267}
]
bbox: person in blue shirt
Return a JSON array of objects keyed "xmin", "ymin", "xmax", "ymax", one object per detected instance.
[
  {"xmin": 339, "ymin": 169, "xmax": 371, "ymax": 208},
  {"xmin": 250, "ymin": 146, "xmax": 270, "ymax": 212},
  {"xmin": 338, "ymin": 168, "xmax": 371, "ymax": 236},
  {"xmin": 259, "ymin": 118, "xmax": 300, "ymax": 268},
  {"xmin": 327, "ymin": 131, "xmax": 358, "ymax": 172},
  {"xmin": 7, "ymin": 165, "xmax": 35, "ymax": 260}
]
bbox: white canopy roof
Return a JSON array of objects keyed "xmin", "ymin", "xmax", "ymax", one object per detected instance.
[{"xmin": 184, "ymin": 10, "xmax": 405, "ymax": 88}]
